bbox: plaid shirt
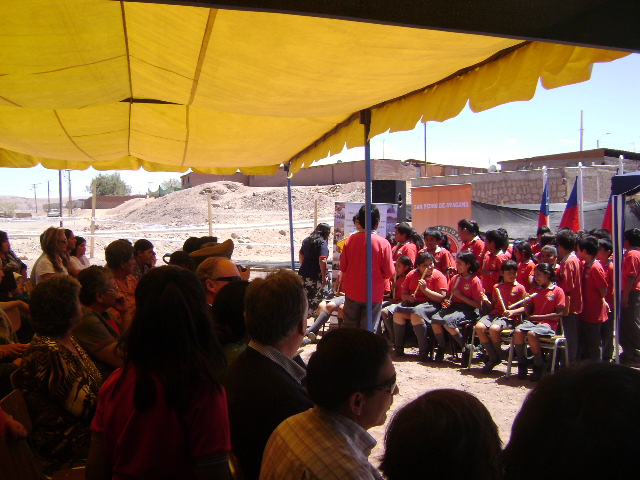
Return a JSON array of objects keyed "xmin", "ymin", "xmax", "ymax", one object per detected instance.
[{"xmin": 260, "ymin": 407, "xmax": 381, "ymax": 480}]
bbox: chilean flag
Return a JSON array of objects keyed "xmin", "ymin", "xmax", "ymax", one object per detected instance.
[
  {"xmin": 559, "ymin": 178, "xmax": 580, "ymax": 232},
  {"xmin": 601, "ymin": 194, "xmax": 613, "ymax": 233},
  {"xmin": 538, "ymin": 178, "xmax": 550, "ymax": 228}
]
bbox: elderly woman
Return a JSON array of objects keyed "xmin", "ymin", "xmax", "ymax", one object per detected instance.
[
  {"xmin": 298, "ymin": 223, "xmax": 332, "ymax": 318},
  {"xmin": 32, "ymin": 227, "xmax": 69, "ymax": 285},
  {"xmin": 12, "ymin": 275, "xmax": 102, "ymax": 472}
]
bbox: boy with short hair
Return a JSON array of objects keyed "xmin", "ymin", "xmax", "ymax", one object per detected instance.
[
  {"xmin": 556, "ymin": 229, "xmax": 582, "ymax": 364},
  {"xmin": 596, "ymin": 238, "xmax": 614, "ymax": 362}
]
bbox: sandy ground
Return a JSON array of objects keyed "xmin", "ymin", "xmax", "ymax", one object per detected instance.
[{"xmin": 1, "ymin": 181, "xmax": 529, "ymax": 463}]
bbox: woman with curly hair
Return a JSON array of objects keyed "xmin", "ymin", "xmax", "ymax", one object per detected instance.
[{"xmin": 298, "ymin": 223, "xmax": 332, "ymax": 318}]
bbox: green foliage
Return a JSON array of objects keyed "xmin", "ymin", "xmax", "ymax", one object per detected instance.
[
  {"xmin": 0, "ymin": 202, "xmax": 16, "ymax": 217},
  {"xmin": 160, "ymin": 178, "xmax": 181, "ymax": 190},
  {"xmin": 86, "ymin": 173, "xmax": 132, "ymax": 196}
]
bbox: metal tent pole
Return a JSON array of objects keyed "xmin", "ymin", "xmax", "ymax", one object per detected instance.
[
  {"xmin": 285, "ymin": 164, "xmax": 296, "ymax": 272},
  {"xmin": 360, "ymin": 109, "xmax": 373, "ymax": 331}
]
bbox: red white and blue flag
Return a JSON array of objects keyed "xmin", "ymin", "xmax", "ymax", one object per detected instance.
[
  {"xmin": 559, "ymin": 178, "xmax": 580, "ymax": 232},
  {"xmin": 538, "ymin": 178, "xmax": 550, "ymax": 229},
  {"xmin": 602, "ymin": 194, "xmax": 613, "ymax": 233}
]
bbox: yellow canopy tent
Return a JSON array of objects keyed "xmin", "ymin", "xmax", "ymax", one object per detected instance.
[{"xmin": 0, "ymin": 0, "xmax": 631, "ymax": 176}]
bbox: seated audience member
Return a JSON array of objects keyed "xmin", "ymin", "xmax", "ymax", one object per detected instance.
[
  {"xmin": 132, "ymin": 239, "xmax": 155, "ymax": 281},
  {"xmin": 32, "ymin": 227, "xmax": 69, "ymax": 285},
  {"xmin": 86, "ymin": 267, "xmax": 230, "ymax": 480},
  {"xmin": 196, "ymin": 256, "xmax": 242, "ymax": 306},
  {"xmin": 0, "ymin": 405, "xmax": 27, "ymax": 441},
  {"xmin": 211, "ymin": 280, "xmax": 250, "ymax": 368},
  {"xmin": 225, "ymin": 269, "xmax": 313, "ymax": 480},
  {"xmin": 105, "ymin": 240, "xmax": 138, "ymax": 330},
  {"xmin": 304, "ymin": 295, "xmax": 346, "ymax": 342},
  {"xmin": 167, "ymin": 250, "xmax": 195, "ymax": 270},
  {"xmin": 13, "ymin": 276, "xmax": 102, "ymax": 472},
  {"xmin": 69, "ymin": 235, "xmax": 91, "ymax": 272},
  {"xmin": 261, "ymin": 328, "xmax": 398, "ymax": 480},
  {"xmin": 76, "ymin": 266, "xmax": 129, "ymax": 378},
  {"xmin": 0, "ymin": 291, "xmax": 30, "ymax": 396},
  {"xmin": 0, "ymin": 230, "xmax": 28, "ymax": 301},
  {"xmin": 380, "ymin": 256, "xmax": 413, "ymax": 345},
  {"xmin": 380, "ymin": 389, "xmax": 501, "ymax": 480},
  {"xmin": 62, "ymin": 229, "xmax": 82, "ymax": 277},
  {"xmin": 500, "ymin": 363, "xmax": 640, "ymax": 479}
]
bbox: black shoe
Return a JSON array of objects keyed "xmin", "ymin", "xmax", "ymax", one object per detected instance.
[
  {"xmin": 393, "ymin": 347, "xmax": 405, "ymax": 357},
  {"xmin": 517, "ymin": 363, "xmax": 528, "ymax": 380},
  {"xmin": 529, "ymin": 364, "xmax": 545, "ymax": 382},
  {"xmin": 418, "ymin": 350, "xmax": 430, "ymax": 362},
  {"xmin": 435, "ymin": 349, "xmax": 445, "ymax": 363},
  {"xmin": 482, "ymin": 358, "xmax": 500, "ymax": 373}
]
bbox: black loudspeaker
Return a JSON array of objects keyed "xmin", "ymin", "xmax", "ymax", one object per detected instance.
[{"xmin": 372, "ymin": 180, "xmax": 406, "ymax": 222}]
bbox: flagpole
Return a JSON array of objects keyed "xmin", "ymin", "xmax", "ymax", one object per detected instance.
[{"xmin": 578, "ymin": 162, "xmax": 584, "ymax": 230}]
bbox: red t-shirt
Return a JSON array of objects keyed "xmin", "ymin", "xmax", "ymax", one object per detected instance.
[
  {"xmin": 526, "ymin": 284, "xmax": 566, "ymax": 331},
  {"xmin": 403, "ymin": 268, "xmax": 448, "ymax": 303},
  {"xmin": 91, "ymin": 367, "xmax": 231, "ymax": 479},
  {"xmin": 448, "ymin": 274, "xmax": 483, "ymax": 306},
  {"xmin": 481, "ymin": 251, "xmax": 508, "ymax": 294},
  {"xmin": 516, "ymin": 260, "xmax": 536, "ymax": 292},
  {"xmin": 557, "ymin": 253, "xmax": 583, "ymax": 315},
  {"xmin": 391, "ymin": 273, "xmax": 407, "ymax": 302},
  {"xmin": 392, "ymin": 242, "xmax": 418, "ymax": 264},
  {"xmin": 580, "ymin": 261, "xmax": 608, "ymax": 324},
  {"xmin": 599, "ymin": 259, "xmax": 614, "ymax": 307},
  {"xmin": 341, "ymin": 232, "xmax": 395, "ymax": 302},
  {"xmin": 490, "ymin": 281, "xmax": 527, "ymax": 316},
  {"xmin": 461, "ymin": 237, "xmax": 485, "ymax": 265},
  {"xmin": 419, "ymin": 247, "xmax": 456, "ymax": 276},
  {"xmin": 622, "ymin": 249, "xmax": 640, "ymax": 291},
  {"xmin": 531, "ymin": 243, "xmax": 542, "ymax": 256}
]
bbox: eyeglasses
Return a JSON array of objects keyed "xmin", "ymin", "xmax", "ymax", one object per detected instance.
[
  {"xmin": 366, "ymin": 373, "xmax": 397, "ymax": 395},
  {"xmin": 212, "ymin": 276, "xmax": 241, "ymax": 283}
]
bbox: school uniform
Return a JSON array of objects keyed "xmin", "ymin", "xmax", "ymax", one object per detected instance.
[
  {"xmin": 419, "ymin": 246, "xmax": 456, "ymax": 277},
  {"xmin": 392, "ymin": 242, "xmax": 418, "ymax": 264},
  {"xmin": 461, "ymin": 237, "xmax": 485, "ymax": 266},
  {"xmin": 579, "ymin": 260, "xmax": 608, "ymax": 361},
  {"xmin": 431, "ymin": 274, "xmax": 483, "ymax": 328},
  {"xmin": 621, "ymin": 248, "xmax": 640, "ymax": 361},
  {"xmin": 481, "ymin": 251, "xmax": 508, "ymax": 299},
  {"xmin": 599, "ymin": 258, "xmax": 615, "ymax": 361},
  {"xmin": 405, "ymin": 269, "xmax": 448, "ymax": 321},
  {"xmin": 477, "ymin": 281, "xmax": 527, "ymax": 329},
  {"xmin": 516, "ymin": 283, "xmax": 566, "ymax": 336},
  {"xmin": 557, "ymin": 252, "xmax": 583, "ymax": 363},
  {"xmin": 516, "ymin": 260, "xmax": 536, "ymax": 292}
]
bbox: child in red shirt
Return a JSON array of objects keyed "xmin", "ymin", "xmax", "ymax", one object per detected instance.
[
  {"xmin": 514, "ymin": 241, "xmax": 536, "ymax": 292},
  {"xmin": 577, "ymin": 235, "xmax": 609, "ymax": 362},
  {"xmin": 431, "ymin": 251, "xmax": 483, "ymax": 363},
  {"xmin": 381, "ymin": 255, "xmax": 413, "ymax": 345},
  {"xmin": 420, "ymin": 228, "xmax": 456, "ymax": 278},
  {"xmin": 556, "ymin": 229, "xmax": 582, "ymax": 365},
  {"xmin": 620, "ymin": 228, "xmax": 640, "ymax": 364},
  {"xmin": 480, "ymin": 230, "xmax": 509, "ymax": 301},
  {"xmin": 513, "ymin": 263, "xmax": 565, "ymax": 381},
  {"xmin": 474, "ymin": 260, "xmax": 527, "ymax": 372},
  {"xmin": 393, "ymin": 252, "xmax": 448, "ymax": 360},
  {"xmin": 596, "ymin": 238, "xmax": 615, "ymax": 362},
  {"xmin": 458, "ymin": 219, "xmax": 484, "ymax": 266}
]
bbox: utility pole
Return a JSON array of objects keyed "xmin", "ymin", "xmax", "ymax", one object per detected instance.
[
  {"xmin": 579, "ymin": 110, "xmax": 584, "ymax": 151},
  {"xmin": 31, "ymin": 184, "xmax": 39, "ymax": 213},
  {"xmin": 58, "ymin": 170, "xmax": 63, "ymax": 227},
  {"xmin": 47, "ymin": 181, "xmax": 51, "ymax": 214},
  {"xmin": 66, "ymin": 170, "xmax": 72, "ymax": 216}
]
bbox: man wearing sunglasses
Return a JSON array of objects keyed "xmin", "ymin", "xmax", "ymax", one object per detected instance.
[
  {"xmin": 261, "ymin": 328, "xmax": 398, "ymax": 480},
  {"xmin": 196, "ymin": 257, "xmax": 243, "ymax": 306}
]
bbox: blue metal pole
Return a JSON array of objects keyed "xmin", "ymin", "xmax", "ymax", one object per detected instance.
[
  {"xmin": 286, "ymin": 166, "xmax": 296, "ymax": 272},
  {"xmin": 360, "ymin": 110, "xmax": 373, "ymax": 331}
]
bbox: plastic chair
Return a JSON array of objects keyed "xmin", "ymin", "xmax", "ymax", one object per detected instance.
[
  {"xmin": 0, "ymin": 389, "xmax": 85, "ymax": 480},
  {"xmin": 505, "ymin": 321, "xmax": 568, "ymax": 376}
]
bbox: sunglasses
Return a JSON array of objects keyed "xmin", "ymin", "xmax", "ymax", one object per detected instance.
[
  {"xmin": 212, "ymin": 275, "xmax": 241, "ymax": 283},
  {"xmin": 367, "ymin": 373, "xmax": 397, "ymax": 395}
]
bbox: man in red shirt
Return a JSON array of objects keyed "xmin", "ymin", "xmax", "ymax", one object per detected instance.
[
  {"xmin": 340, "ymin": 205, "xmax": 394, "ymax": 330},
  {"xmin": 556, "ymin": 229, "xmax": 582, "ymax": 364}
]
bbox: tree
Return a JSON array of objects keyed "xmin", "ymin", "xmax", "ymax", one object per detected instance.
[
  {"xmin": 160, "ymin": 178, "xmax": 181, "ymax": 190},
  {"xmin": 86, "ymin": 173, "xmax": 132, "ymax": 196}
]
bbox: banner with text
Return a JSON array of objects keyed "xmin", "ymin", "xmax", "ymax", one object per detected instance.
[{"xmin": 411, "ymin": 184, "xmax": 472, "ymax": 254}]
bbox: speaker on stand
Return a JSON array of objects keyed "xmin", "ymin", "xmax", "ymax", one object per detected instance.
[{"xmin": 372, "ymin": 180, "xmax": 407, "ymax": 222}]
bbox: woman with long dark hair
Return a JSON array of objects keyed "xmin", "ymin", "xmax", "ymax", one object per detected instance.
[
  {"xmin": 86, "ymin": 266, "xmax": 230, "ymax": 480},
  {"xmin": 298, "ymin": 223, "xmax": 332, "ymax": 318}
]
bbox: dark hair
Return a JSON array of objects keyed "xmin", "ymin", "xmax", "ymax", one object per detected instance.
[
  {"xmin": 183, "ymin": 236, "xmax": 217, "ymax": 254},
  {"xmin": 168, "ymin": 250, "xmax": 195, "ymax": 270},
  {"xmin": 395, "ymin": 222, "xmax": 412, "ymax": 237},
  {"xmin": 456, "ymin": 250, "xmax": 479, "ymax": 274},
  {"xmin": 306, "ymin": 328, "xmax": 390, "ymax": 409},
  {"xmin": 423, "ymin": 228, "xmax": 443, "ymax": 242},
  {"xmin": 501, "ymin": 259, "xmax": 518, "ymax": 272},
  {"xmin": 536, "ymin": 225, "xmax": 551, "ymax": 236},
  {"xmin": 64, "ymin": 229, "xmax": 74, "ymax": 240},
  {"xmin": 624, "ymin": 228, "xmax": 640, "ymax": 248},
  {"xmin": 598, "ymin": 238, "xmax": 613, "ymax": 254},
  {"xmin": 577, "ymin": 235, "xmax": 598, "ymax": 256},
  {"xmin": 458, "ymin": 219, "xmax": 480, "ymax": 236},
  {"xmin": 411, "ymin": 230, "xmax": 425, "ymax": 250},
  {"xmin": 244, "ymin": 269, "xmax": 306, "ymax": 345},
  {"xmin": 540, "ymin": 245, "xmax": 557, "ymax": 257},
  {"xmin": 71, "ymin": 236, "xmax": 86, "ymax": 257},
  {"xmin": 381, "ymin": 389, "xmax": 501, "ymax": 480},
  {"xmin": 78, "ymin": 265, "xmax": 112, "ymax": 306},
  {"xmin": 30, "ymin": 275, "xmax": 81, "ymax": 336},
  {"xmin": 540, "ymin": 232, "xmax": 556, "ymax": 247},
  {"xmin": 358, "ymin": 204, "xmax": 380, "ymax": 230},
  {"xmin": 133, "ymin": 238, "xmax": 154, "ymax": 255},
  {"xmin": 440, "ymin": 232, "xmax": 452, "ymax": 250},
  {"xmin": 0, "ymin": 230, "xmax": 7, "ymax": 243},
  {"xmin": 500, "ymin": 363, "xmax": 640, "ymax": 480},
  {"xmin": 485, "ymin": 230, "xmax": 507, "ymax": 251},
  {"xmin": 497, "ymin": 228, "xmax": 509, "ymax": 248},
  {"xmin": 534, "ymin": 262, "xmax": 555, "ymax": 282},
  {"xmin": 527, "ymin": 235, "xmax": 537, "ymax": 244},
  {"xmin": 416, "ymin": 251, "xmax": 435, "ymax": 267},
  {"xmin": 514, "ymin": 241, "xmax": 532, "ymax": 260},
  {"xmin": 309, "ymin": 223, "xmax": 331, "ymax": 249},
  {"xmin": 555, "ymin": 229, "xmax": 577, "ymax": 251},
  {"xmin": 396, "ymin": 255, "xmax": 413, "ymax": 270},
  {"xmin": 211, "ymin": 280, "xmax": 249, "ymax": 345},
  {"xmin": 119, "ymin": 266, "xmax": 225, "ymax": 413},
  {"xmin": 105, "ymin": 239, "xmax": 134, "ymax": 269},
  {"xmin": 589, "ymin": 228, "xmax": 611, "ymax": 240}
]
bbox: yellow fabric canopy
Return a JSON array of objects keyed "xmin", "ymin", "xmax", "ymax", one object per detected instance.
[{"xmin": 0, "ymin": 1, "xmax": 629, "ymax": 175}]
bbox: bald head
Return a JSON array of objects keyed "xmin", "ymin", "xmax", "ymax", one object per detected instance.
[{"xmin": 196, "ymin": 257, "xmax": 241, "ymax": 305}]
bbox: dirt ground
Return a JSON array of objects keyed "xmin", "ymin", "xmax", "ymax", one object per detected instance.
[{"xmin": 1, "ymin": 181, "xmax": 531, "ymax": 464}]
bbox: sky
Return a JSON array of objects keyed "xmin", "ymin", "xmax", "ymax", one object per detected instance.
[{"xmin": 1, "ymin": 53, "xmax": 639, "ymax": 199}]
